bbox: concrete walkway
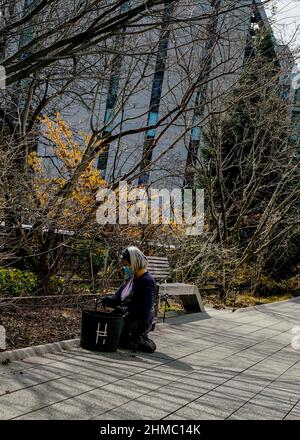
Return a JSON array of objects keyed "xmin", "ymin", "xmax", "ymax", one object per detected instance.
[{"xmin": 0, "ymin": 298, "xmax": 300, "ymax": 420}]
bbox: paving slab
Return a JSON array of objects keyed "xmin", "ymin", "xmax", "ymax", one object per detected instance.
[{"xmin": 0, "ymin": 297, "xmax": 299, "ymax": 420}]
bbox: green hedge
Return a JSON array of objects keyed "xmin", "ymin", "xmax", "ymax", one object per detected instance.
[
  {"xmin": 0, "ymin": 267, "xmax": 37, "ymax": 296},
  {"xmin": 0, "ymin": 268, "xmax": 66, "ymax": 296}
]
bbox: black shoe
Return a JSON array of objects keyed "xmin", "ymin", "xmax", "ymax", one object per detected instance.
[{"xmin": 136, "ymin": 335, "xmax": 156, "ymax": 353}]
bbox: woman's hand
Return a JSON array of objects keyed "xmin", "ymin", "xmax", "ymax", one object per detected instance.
[{"xmin": 115, "ymin": 305, "xmax": 128, "ymax": 315}]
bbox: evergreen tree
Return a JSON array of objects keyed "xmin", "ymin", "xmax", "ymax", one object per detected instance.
[{"xmin": 200, "ymin": 31, "xmax": 299, "ymax": 278}]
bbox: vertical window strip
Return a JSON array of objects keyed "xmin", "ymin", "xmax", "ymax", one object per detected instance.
[
  {"xmin": 17, "ymin": 0, "xmax": 39, "ymax": 114},
  {"xmin": 19, "ymin": 0, "xmax": 37, "ymax": 51},
  {"xmin": 97, "ymin": 1, "xmax": 130, "ymax": 173},
  {"xmin": 185, "ymin": 0, "xmax": 221, "ymax": 186},
  {"xmin": 139, "ymin": 0, "xmax": 175, "ymax": 185}
]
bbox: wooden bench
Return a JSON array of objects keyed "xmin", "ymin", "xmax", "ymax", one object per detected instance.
[{"xmin": 146, "ymin": 256, "xmax": 205, "ymax": 315}]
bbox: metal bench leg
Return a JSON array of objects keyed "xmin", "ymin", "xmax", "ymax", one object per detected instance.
[{"xmin": 161, "ymin": 295, "xmax": 170, "ymax": 323}]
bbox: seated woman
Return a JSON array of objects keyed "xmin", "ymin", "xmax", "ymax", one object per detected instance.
[{"xmin": 101, "ymin": 246, "xmax": 157, "ymax": 353}]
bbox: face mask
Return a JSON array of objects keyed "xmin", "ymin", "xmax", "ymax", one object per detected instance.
[{"xmin": 123, "ymin": 266, "xmax": 133, "ymax": 279}]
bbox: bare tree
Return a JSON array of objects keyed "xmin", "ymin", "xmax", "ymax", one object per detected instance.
[{"xmin": 1, "ymin": 0, "xmax": 280, "ymax": 294}]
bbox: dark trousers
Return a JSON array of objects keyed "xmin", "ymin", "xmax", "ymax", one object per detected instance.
[{"xmin": 119, "ymin": 316, "xmax": 156, "ymax": 353}]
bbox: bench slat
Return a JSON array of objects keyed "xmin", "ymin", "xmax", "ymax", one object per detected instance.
[
  {"xmin": 148, "ymin": 272, "xmax": 170, "ymax": 277},
  {"xmin": 147, "ymin": 267, "xmax": 170, "ymax": 272},
  {"xmin": 148, "ymin": 266, "xmax": 169, "ymax": 270},
  {"xmin": 147, "ymin": 263, "xmax": 170, "ymax": 268},
  {"xmin": 146, "ymin": 256, "xmax": 169, "ymax": 261},
  {"xmin": 148, "ymin": 262, "xmax": 170, "ymax": 268},
  {"xmin": 148, "ymin": 266, "xmax": 170, "ymax": 272}
]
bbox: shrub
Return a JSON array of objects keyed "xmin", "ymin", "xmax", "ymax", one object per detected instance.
[
  {"xmin": 0, "ymin": 268, "xmax": 37, "ymax": 296},
  {"xmin": 255, "ymin": 275, "xmax": 288, "ymax": 297},
  {"xmin": 45, "ymin": 276, "xmax": 65, "ymax": 294}
]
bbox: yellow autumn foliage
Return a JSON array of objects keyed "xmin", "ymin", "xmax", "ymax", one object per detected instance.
[{"xmin": 27, "ymin": 113, "xmax": 105, "ymax": 227}]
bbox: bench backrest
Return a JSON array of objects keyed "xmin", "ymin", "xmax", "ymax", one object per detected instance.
[{"xmin": 146, "ymin": 256, "xmax": 171, "ymax": 281}]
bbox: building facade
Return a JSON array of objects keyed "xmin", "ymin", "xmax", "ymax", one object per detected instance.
[{"xmin": 26, "ymin": 0, "xmax": 295, "ymax": 188}]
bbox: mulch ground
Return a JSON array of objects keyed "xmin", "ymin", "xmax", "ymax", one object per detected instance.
[
  {"xmin": 0, "ymin": 296, "xmax": 183, "ymax": 352},
  {"xmin": 0, "ymin": 307, "xmax": 82, "ymax": 351}
]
